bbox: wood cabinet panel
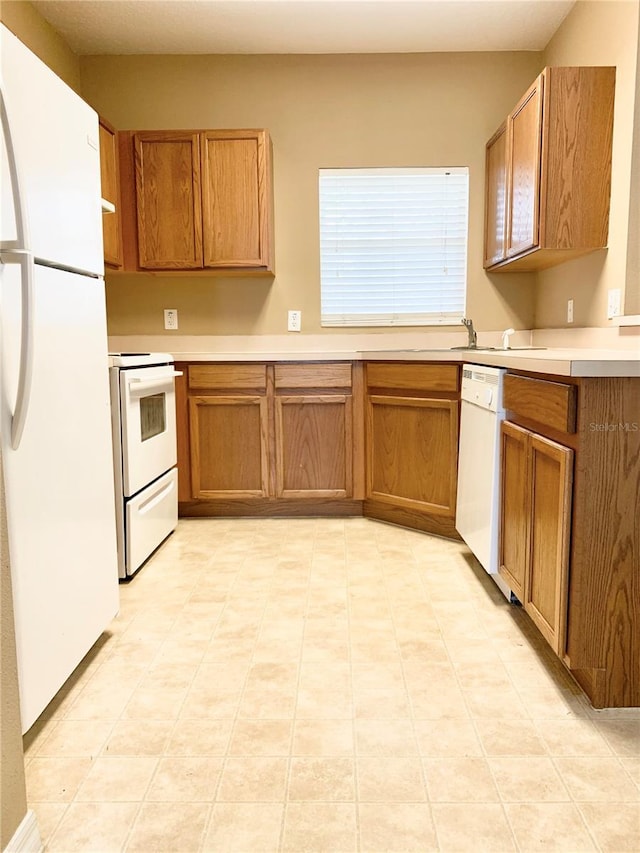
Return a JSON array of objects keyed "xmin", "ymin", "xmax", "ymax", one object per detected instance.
[
  {"xmin": 99, "ymin": 118, "xmax": 122, "ymax": 268},
  {"xmin": 503, "ymin": 374, "xmax": 577, "ymax": 433},
  {"xmin": 189, "ymin": 395, "xmax": 269, "ymax": 498},
  {"xmin": 366, "ymin": 363, "xmax": 459, "ymax": 393},
  {"xmin": 526, "ymin": 435, "xmax": 573, "ymax": 656},
  {"xmin": 542, "ymin": 67, "xmax": 616, "ymax": 249},
  {"xmin": 134, "ymin": 131, "xmax": 203, "ymax": 269},
  {"xmin": 367, "ymin": 395, "xmax": 458, "ymax": 516},
  {"xmin": 202, "ymin": 131, "xmax": 271, "ymax": 269},
  {"xmin": 275, "ymin": 395, "xmax": 353, "ymax": 497},
  {"xmin": 567, "ymin": 377, "xmax": 640, "ymax": 707},
  {"xmin": 484, "ymin": 123, "xmax": 508, "ymax": 267},
  {"xmin": 499, "ymin": 419, "xmax": 572, "ymax": 658},
  {"xmin": 498, "ymin": 421, "xmax": 530, "ymax": 603},
  {"xmin": 507, "ymin": 76, "xmax": 543, "ymax": 257},
  {"xmin": 188, "ymin": 363, "xmax": 267, "ymax": 391},
  {"xmin": 275, "ymin": 363, "xmax": 352, "ymax": 389}
]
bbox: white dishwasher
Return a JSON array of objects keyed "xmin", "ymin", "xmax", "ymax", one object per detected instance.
[{"xmin": 456, "ymin": 364, "xmax": 514, "ymax": 602}]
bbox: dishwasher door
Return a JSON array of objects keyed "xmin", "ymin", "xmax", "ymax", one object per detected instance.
[
  {"xmin": 455, "ymin": 365, "xmax": 512, "ymax": 600},
  {"xmin": 456, "ymin": 398, "xmax": 503, "ymax": 574}
]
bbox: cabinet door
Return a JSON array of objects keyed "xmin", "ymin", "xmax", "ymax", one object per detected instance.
[
  {"xmin": 275, "ymin": 395, "xmax": 353, "ymax": 498},
  {"xmin": 498, "ymin": 421, "xmax": 530, "ymax": 602},
  {"xmin": 99, "ymin": 119, "xmax": 122, "ymax": 268},
  {"xmin": 367, "ymin": 396, "xmax": 458, "ymax": 516},
  {"xmin": 484, "ymin": 123, "xmax": 508, "ymax": 267},
  {"xmin": 134, "ymin": 131, "xmax": 203, "ymax": 269},
  {"xmin": 526, "ymin": 434, "xmax": 573, "ymax": 656},
  {"xmin": 189, "ymin": 395, "xmax": 269, "ymax": 498},
  {"xmin": 507, "ymin": 74, "xmax": 544, "ymax": 258},
  {"xmin": 201, "ymin": 130, "xmax": 273, "ymax": 270}
]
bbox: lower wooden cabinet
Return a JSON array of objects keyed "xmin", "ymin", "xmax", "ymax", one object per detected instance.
[
  {"xmin": 500, "ymin": 373, "xmax": 640, "ymax": 709},
  {"xmin": 364, "ymin": 362, "xmax": 460, "ymax": 537},
  {"xmin": 177, "ymin": 361, "xmax": 363, "ymax": 512},
  {"xmin": 189, "ymin": 395, "xmax": 269, "ymax": 498},
  {"xmin": 499, "ymin": 421, "xmax": 573, "ymax": 656},
  {"xmin": 367, "ymin": 395, "xmax": 458, "ymax": 515},
  {"xmin": 275, "ymin": 394, "xmax": 353, "ymax": 497}
]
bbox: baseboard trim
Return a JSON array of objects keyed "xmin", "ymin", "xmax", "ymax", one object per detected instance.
[{"xmin": 4, "ymin": 810, "xmax": 43, "ymax": 853}]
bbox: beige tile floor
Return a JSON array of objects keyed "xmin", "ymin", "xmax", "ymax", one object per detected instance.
[{"xmin": 23, "ymin": 518, "xmax": 639, "ymax": 852}]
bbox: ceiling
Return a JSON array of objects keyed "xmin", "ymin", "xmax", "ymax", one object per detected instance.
[{"xmin": 31, "ymin": 0, "xmax": 576, "ymax": 55}]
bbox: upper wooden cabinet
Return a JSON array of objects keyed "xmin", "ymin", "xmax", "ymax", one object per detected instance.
[
  {"xmin": 484, "ymin": 66, "xmax": 616, "ymax": 272},
  {"xmin": 134, "ymin": 131, "xmax": 203, "ymax": 270},
  {"xmin": 121, "ymin": 129, "xmax": 274, "ymax": 274},
  {"xmin": 201, "ymin": 132, "xmax": 272, "ymax": 269},
  {"xmin": 484, "ymin": 123, "xmax": 508, "ymax": 267},
  {"xmin": 98, "ymin": 118, "xmax": 123, "ymax": 269}
]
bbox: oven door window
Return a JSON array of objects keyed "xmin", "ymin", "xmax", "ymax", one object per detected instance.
[{"xmin": 140, "ymin": 392, "xmax": 166, "ymax": 442}]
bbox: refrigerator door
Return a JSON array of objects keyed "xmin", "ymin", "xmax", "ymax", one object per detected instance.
[
  {"xmin": 0, "ymin": 24, "xmax": 103, "ymax": 275},
  {"xmin": 0, "ymin": 264, "xmax": 119, "ymax": 732}
]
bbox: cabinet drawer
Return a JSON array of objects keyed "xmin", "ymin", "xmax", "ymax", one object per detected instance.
[
  {"xmin": 504, "ymin": 374, "xmax": 577, "ymax": 433},
  {"xmin": 366, "ymin": 363, "xmax": 459, "ymax": 393},
  {"xmin": 275, "ymin": 363, "xmax": 352, "ymax": 389},
  {"xmin": 188, "ymin": 363, "xmax": 267, "ymax": 390}
]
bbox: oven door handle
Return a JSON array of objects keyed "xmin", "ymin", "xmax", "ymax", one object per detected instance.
[
  {"xmin": 138, "ymin": 476, "xmax": 176, "ymax": 515},
  {"xmin": 127, "ymin": 371, "xmax": 183, "ymax": 393}
]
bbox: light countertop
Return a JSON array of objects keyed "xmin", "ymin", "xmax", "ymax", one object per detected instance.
[{"xmin": 108, "ymin": 332, "xmax": 640, "ymax": 378}]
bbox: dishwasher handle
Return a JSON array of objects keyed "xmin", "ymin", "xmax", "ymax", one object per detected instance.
[{"xmin": 460, "ymin": 387, "xmax": 502, "ymax": 413}]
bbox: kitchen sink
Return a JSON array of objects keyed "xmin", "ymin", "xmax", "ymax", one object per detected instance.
[
  {"xmin": 449, "ymin": 345, "xmax": 497, "ymax": 351},
  {"xmin": 450, "ymin": 346, "xmax": 548, "ymax": 351}
]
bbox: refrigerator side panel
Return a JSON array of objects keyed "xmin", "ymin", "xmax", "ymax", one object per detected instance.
[
  {"xmin": 0, "ymin": 24, "xmax": 103, "ymax": 275},
  {"xmin": 1, "ymin": 265, "xmax": 119, "ymax": 732}
]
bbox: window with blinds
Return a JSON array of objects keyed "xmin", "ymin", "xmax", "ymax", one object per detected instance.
[{"xmin": 319, "ymin": 167, "xmax": 469, "ymax": 327}]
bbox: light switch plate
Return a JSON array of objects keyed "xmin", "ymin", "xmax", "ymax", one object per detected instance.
[{"xmin": 567, "ymin": 299, "xmax": 574, "ymax": 324}]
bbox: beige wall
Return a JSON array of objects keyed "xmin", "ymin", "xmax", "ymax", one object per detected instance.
[
  {"xmin": 0, "ymin": 0, "xmax": 81, "ymax": 91},
  {"xmin": 537, "ymin": 0, "xmax": 640, "ymax": 328},
  {"xmin": 625, "ymin": 11, "xmax": 640, "ymax": 315},
  {"xmin": 0, "ymin": 455, "xmax": 28, "ymax": 850},
  {"xmin": 80, "ymin": 51, "xmax": 541, "ymax": 337}
]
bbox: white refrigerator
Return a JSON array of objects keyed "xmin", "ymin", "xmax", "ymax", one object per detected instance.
[{"xmin": 0, "ymin": 24, "xmax": 119, "ymax": 733}]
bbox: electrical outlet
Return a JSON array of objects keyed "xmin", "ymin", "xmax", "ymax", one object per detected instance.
[
  {"xmin": 288, "ymin": 310, "xmax": 302, "ymax": 332},
  {"xmin": 164, "ymin": 308, "xmax": 179, "ymax": 330},
  {"xmin": 607, "ymin": 288, "xmax": 621, "ymax": 319},
  {"xmin": 567, "ymin": 299, "xmax": 574, "ymax": 324}
]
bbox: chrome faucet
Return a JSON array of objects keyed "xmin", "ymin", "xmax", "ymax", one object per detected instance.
[{"xmin": 461, "ymin": 318, "xmax": 477, "ymax": 349}]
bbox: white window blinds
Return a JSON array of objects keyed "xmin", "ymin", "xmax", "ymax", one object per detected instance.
[{"xmin": 319, "ymin": 167, "xmax": 468, "ymax": 327}]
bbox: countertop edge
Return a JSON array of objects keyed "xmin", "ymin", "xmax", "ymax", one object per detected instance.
[{"xmin": 166, "ymin": 349, "xmax": 640, "ymax": 378}]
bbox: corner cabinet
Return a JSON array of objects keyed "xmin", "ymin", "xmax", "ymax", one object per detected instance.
[
  {"xmin": 484, "ymin": 66, "xmax": 615, "ymax": 272},
  {"xmin": 99, "ymin": 117, "xmax": 123, "ymax": 269},
  {"xmin": 499, "ymin": 372, "xmax": 640, "ymax": 709},
  {"xmin": 176, "ymin": 361, "xmax": 364, "ymax": 516},
  {"xmin": 119, "ymin": 129, "xmax": 274, "ymax": 275},
  {"xmin": 364, "ymin": 362, "xmax": 461, "ymax": 539}
]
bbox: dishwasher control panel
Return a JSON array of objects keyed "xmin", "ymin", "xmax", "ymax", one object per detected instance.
[{"xmin": 460, "ymin": 365, "xmax": 505, "ymax": 413}]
